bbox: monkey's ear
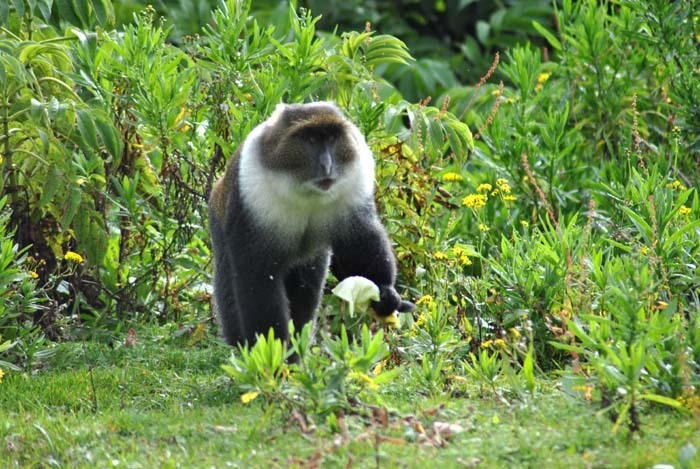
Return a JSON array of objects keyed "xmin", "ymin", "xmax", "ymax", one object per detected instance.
[
  {"xmin": 397, "ymin": 300, "xmax": 416, "ymax": 313},
  {"xmin": 269, "ymin": 102, "xmax": 289, "ymax": 123}
]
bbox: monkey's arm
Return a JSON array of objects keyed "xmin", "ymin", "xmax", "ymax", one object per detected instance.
[{"xmin": 330, "ymin": 206, "xmax": 415, "ymax": 316}]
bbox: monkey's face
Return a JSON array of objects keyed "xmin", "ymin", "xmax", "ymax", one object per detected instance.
[
  {"xmin": 262, "ymin": 104, "xmax": 361, "ymax": 197},
  {"xmin": 286, "ymin": 122, "xmax": 357, "ymax": 193}
]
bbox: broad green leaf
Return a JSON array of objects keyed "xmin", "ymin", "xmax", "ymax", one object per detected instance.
[
  {"xmin": 476, "ymin": 20, "xmax": 490, "ymax": 44},
  {"xmin": 37, "ymin": 0, "xmax": 54, "ymax": 22},
  {"xmin": 76, "ymin": 109, "xmax": 99, "ymax": 150},
  {"xmin": 61, "ymin": 186, "xmax": 82, "ymax": 228},
  {"xmin": 56, "ymin": 0, "xmax": 81, "ymax": 26},
  {"xmin": 0, "ymin": 2, "xmax": 8, "ymax": 27},
  {"xmin": 70, "ymin": 0, "xmax": 89, "ymax": 27},
  {"xmin": 94, "ymin": 116, "xmax": 122, "ymax": 163},
  {"xmin": 30, "ymin": 98, "xmax": 45, "ymax": 120},
  {"xmin": 11, "ymin": 0, "xmax": 24, "ymax": 19},
  {"xmin": 90, "ymin": 0, "xmax": 109, "ymax": 26},
  {"xmin": 38, "ymin": 166, "xmax": 62, "ymax": 209}
]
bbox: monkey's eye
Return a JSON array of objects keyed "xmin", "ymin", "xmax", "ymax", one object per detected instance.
[{"xmin": 307, "ymin": 135, "xmax": 318, "ymax": 144}]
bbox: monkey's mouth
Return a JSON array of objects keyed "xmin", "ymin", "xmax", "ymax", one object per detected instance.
[{"xmin": 313, "ymin": 178, "xmax": 336, "ymax": 191}]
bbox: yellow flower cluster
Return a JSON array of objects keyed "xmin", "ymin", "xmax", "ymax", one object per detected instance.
[
  {"xmin": 442, "ymin": 172, "xmax": 464, "ymax": 182},
  {"xmin": 481, "ymin": 338, "xmax": 507, "ymax": 350},
  {"xmin": 666, "ymin": 180, "xmax": 688, "ymax": 191},
  {"xmin": 434, "ymin": 245, "xmax": 474, "ymax": 266},
  {"xmin": 494, "ymin": 178, "xmax": 512, "ymax": 195},
  {"xmin": 0, "ymin": 368, "xmax": 4, "ymax": 383},
  {"xmin": 678, "ymin": 205, "xmax": 692, "ymax": 216},
  {"xmin": 462, "ymin": 194, "xmax": 488, "ymax": 209},
  {"xmin": 463, "ymin": 178, "xmax": 517, "ymax": 211},
  {"xmin": 416, "ymin": 295, "xmax": 435, "ymax": 307},
  {"xmin": 451, "ymin": 245, "xmax": 473, "ymax": 266},
  {"xmin": 64, "ymin": 251, "xmax": 85, "ymax": 264},
  {"xmin": 349, "ymin": 371, "xmax": 379, "ymax": 391}
]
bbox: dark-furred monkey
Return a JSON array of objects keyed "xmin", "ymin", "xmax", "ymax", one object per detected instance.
[{"xmin": 209, "ymin": 102, "xmax": 414, "ymax": 346}]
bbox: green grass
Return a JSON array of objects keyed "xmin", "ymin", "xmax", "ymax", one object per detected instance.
[{"xmin": 2, "ymin": 330, "xmax": 698, "ymax": 468}]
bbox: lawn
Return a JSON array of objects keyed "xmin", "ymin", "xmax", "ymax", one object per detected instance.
[{"xmin": 2, "ymin": 330, "xmax": 697, "ymax": 468}]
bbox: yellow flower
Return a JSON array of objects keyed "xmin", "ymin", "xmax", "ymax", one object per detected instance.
[
  {"xmin": 459, "ymin": 254, "xmax": 472, "ymax": 266},
  {"xmin": 434, "ymin": 251, "xmax": 448, "ymax": 260},
  {"xmin": 537, "ymin": 72, "xmax": 552, "ymax": 84},
  {"xmin": 494, "ymin": 339, "xmax": 507, "ymax": 349},
  {"xmin": 520, "ymin": 220, "xmax": 529, "ymax": 228},
  {"xmin": 462, "ymin": 194, "xmax": 488, "ymax": 209},
  {"xmin": 349, "ymin": 371, "xmax": 378, "ymax": 390},
  {"xmin": 508, "ymin": 327, "xmax": 521, "ymax": 340},
  {"xmin": 639, "ymin": 246, "xmax": 650, "ymax": 256},
  {"xmin": 240, "ymin": 390, "xmax": 260, "ymax": 404},
  {"xmin": 481, "ymin": 339, "xmax": 493, "ymax": 349},
  {"xmin": 679, "ymin": 205, "xmax": 692, "ymax": 216},
  {"xmin": 64, "ymin": 251, "xmax": 85, "ymax": 264},
  {"xmin": 666, "ymin": 180, "xmax": 688, "ymax": 191},
  {"xmin": 496, "ymin": 178, "xmax": 512, "ymax": 194},
  {"xmin": 0, "ymin": 368, "xmax": 4, "ymax": 383},
  {"xmin": 535, "ymin": 84, "xmax": 544, "ymax": 92},
  {"xmin": 478, "ymin": 223, "xmax": 490, "ymax": 232},
  {"xmin": 416, "ymin": 295, "xmax": 434, "ymax": 307},
  {"xmin": 503, "ymin": 195, "xmax": 517, "ymax": 202},
  {"xmin": 29, "ymin": 271, "xmax": 39, "ymax": 279},
  {"xmin": 413, "ymin": 312, "xmax": 427, "ymax": 328},
  {"xmin": 442, "ymin": 172, "xmax": 464, "ymax": 182},
  {"xmin": 477, "ymin": 183, "xmax": 493, "ymax": 193}
]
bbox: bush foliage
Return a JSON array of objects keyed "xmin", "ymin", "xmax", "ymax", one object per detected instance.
[{"xmin": 1, "ymin": 0, "xmax": 698, "ymax": 434}]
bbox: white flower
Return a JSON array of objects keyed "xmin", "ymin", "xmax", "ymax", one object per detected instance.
[{"xmin": 331, "ymin": 276, "xmax": 380, "ymax": 317}]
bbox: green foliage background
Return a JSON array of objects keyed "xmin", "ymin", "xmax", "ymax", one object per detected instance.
[{"xmin": 1, "ymin": 0, "xmax": 699, "ymax": 437}]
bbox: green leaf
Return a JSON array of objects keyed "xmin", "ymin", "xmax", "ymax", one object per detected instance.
[
  {"xmin": 639, "ymin": 393, "xmax": 684, "ymax": 410},
  {"xmin": 532, "ymin": 20, "xmax": 562, "ymax": 50},
  {"xmin": 55, "ymin": 0, "xmax": 81, "ymax": 26},
  {"xmin": 37, "ymin": 0, "xmax": 53, "ymax": 22},
  {"xmin": 0, "ymin": 2, "xmax": 8, "ymax": 27},
  {"xmin": 38, "ymin": 166, "xmax": 62, "ymax": 209},
  {"xmin": 76, "ymin": 109, "xmax": 99, "ymax": 150},
  {"xmin": 70, "ymin": 0, "xmax": 89, "ymax": 27},
  {"xmin": 476, "ymin": 20, "xmax": 490, "ymax": 44},
  {"xmin": 11, "ymin": 0, "xmax": 24, "ymax": 19},
  {"xmin": 61, "ymin": 186, "xmax": 82, "ymax": 227},
  {"xmin": 94, "ymin": 116, "xmax": 122, "ymax": 163},
  {"xmin": 90, "ymin": 0, "xmax": 109, "ymax": 25}
]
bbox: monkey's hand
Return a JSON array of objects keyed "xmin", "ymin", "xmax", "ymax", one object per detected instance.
[{"xmin": 371, "ymin": 285, "xmax": 416, "ymax": 317}]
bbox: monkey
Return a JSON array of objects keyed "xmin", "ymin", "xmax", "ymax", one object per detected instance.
[{"xmin": 208, "ymin": 101, "xmax": 415, "ymax": 347}]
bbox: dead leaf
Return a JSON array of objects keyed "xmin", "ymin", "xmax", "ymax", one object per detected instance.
[
  {"xmin": 212, "ymin": 425, "xmax": 237, "ymax": 433},
  {"xmin": 433, "ymin": 421, "xmax": 465, "ymax": 440}
]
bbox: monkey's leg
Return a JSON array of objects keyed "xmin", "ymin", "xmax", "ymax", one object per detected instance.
[
  {"xmin": 213, "ymin": 250, "xmax": 247, "ymax": 345},
  {"xmin": 284, "ymin": 252, "xmax": 331, "ymax": 329},
  {"xmin": 231, "ymin": 256, "xmax": 293, "ymax": 345}
]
